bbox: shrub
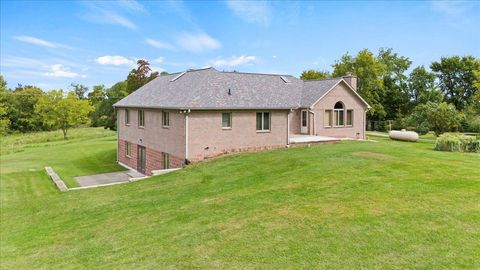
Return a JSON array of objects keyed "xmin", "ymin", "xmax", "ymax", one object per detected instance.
[
  {"xmin": 460, "ymin": 136, "xmax": 480, "ymax": 152},
  {"xmin": 415, "ymin": 123, "xmax": 430, "ymax": 135},
  {"xmin": 434, "ymin": 134, "xmax": 480, "ymax": 153},
  {"xmin": 392, "ymin": 117, "xmax": 407, "ymax": 131},
  {"xmin": 466, "ymin": 115, "xmax": 480, "ymax": 132}
]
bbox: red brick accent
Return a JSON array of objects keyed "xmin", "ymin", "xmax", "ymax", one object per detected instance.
[
  {"xmin": 188, "ymin": 144, "xmax": 285, "ymax": 162},
  {"xmin": 118, "ymin": 139, "xmax": 184, "ymax": 175},
  {"xmin": 118, "ymin": 139, "xmax": 137, "ymax": 170}
]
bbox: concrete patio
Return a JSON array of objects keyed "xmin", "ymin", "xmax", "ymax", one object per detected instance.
[
  {"xmin": 74, "ymin": 170, "xmax": 146, "ymax": 188},
  {"xmin": 289, "ymin": 134, "xmax": 340, "ymax": 144}
]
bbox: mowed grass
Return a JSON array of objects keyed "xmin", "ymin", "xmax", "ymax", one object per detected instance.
[
  {"xmin": 1, "ymin": 128, "xmax": 479, "ymax": 269},
  {"xmin": 1, "ymin": 127, "xmax": 122, "ymax": 187}
]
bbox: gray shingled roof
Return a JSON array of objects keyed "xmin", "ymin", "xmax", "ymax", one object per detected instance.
[
  {"xmin": 300, "ymin": 78, "xmax": 344, "ymax": 107},
  {"xmin": 114, "ymin": 67, "xmax": 360, "ymax": 109}
]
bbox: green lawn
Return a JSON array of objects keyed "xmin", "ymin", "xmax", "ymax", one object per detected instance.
[
  {"xmin": 1, "ymin": 128, "xmax": 122, "ymax": 187},
  {"xmin": 1, "ymin": 128, "xmax": 479, "ymax": 269}
]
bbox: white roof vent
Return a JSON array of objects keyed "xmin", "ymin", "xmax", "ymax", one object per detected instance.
[
  {"xmin": 280, "ymin": 76, "xmax": 291, "ymax": 83},
  {"xmin": 170, "ymin": 72, "xmax": 186, "ymax": 82}
]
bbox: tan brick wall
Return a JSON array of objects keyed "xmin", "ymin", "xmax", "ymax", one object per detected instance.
[
  {"xmin": 117, "ymin": 108, "xmax": 186, "ymax": 159},
  {"xmin": 187, "ymin": 110, "xmax": 289, "ymax": 161},
  {"xmin": 289, "ymin": 109, "xmax": 301, "ymax": 135},
  {"xmin": 311, "ymin": 81, "xmax": 368, "ymax": 139}
]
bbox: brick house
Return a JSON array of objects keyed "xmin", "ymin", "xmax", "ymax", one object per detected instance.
[{"xmin": 114, "ymin": 67, "xmax": 370, "ymax": 175}]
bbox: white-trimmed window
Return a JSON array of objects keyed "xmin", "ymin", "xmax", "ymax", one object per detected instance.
[
  {"xmin": 222, "ymin": 112, "xmax": 232, "ymax": 128},
  {"xmin": 301, "ymin": 110, "xmax": 307, "ymax": 128},
  {"xmin": 138, "ymin": 110, "xmax": 145, "ymax": 127},
  {"xmin": 126, "ymin": 141, "xmax": 131, "ymax": 157},
  {"xmin": 346, "ymin": 110, "xmax": 353, "ymax": 126},
  {"xmin": 256, "ymin": 112, "xmax": 270, "ymax": 131},
  {"xmin": 125, "ymin": 109, "xmax": 130, "ymax": 125},
  {"xmin": 324, "ymin": 110, "xmax": 332, "ymax": 127},
  {"xmin": 162, "ymin": 111, "xmax": 169, "ymax": 127},
  {"xmin": 334, "ymin": 102, "xmax": 345, "ymax": 127}
]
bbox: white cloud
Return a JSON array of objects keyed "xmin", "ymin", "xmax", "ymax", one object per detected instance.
[
  {"xmin": 153, "ymin": 57, "xmax": 164, "ymax": 63},
  {"xmin": 14, "ymin": 36, "xmax": 70, "ymax": 49},
  {"xmin": 103, "ymin": 11, "xmax": 137, "ymax": 29},
  {"xmin": 1, "ymin": 56, "xmax": 48, "ymax": 68},
  {"xmin": 431, "ymin": 1, "xmax": 469, "ymax": 15},
  {"xmin": 81, "ymin": 2, "xmax": 137, "ymax": 30},
  {"xmin": 117, "ymin": 0, "xmax": 145, "ymax": 12},
  {"xmin": 176, "ymin": 33, "xmax": 221, "ymax": 52},
  {"xmin": 227, "ymin": 0, "xmax": 271, "ymax": 26},
  {"xmin": 95, "ymin": 55, "xmax": 134, "ymax": 66},
  {"xmin": 212, "ymin": 55, "xmax": 256, "ymax": 68},
  {"xmin": 44, "ymin": 64, "xmax": 84, "ymax": 78},
  {"xmin": 145, "ymin": 38, "xmax": 174, "ymax": 50}
]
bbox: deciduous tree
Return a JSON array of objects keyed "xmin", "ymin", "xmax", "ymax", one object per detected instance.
[
  {"xmin": 430, "ymin": 56, "xmax": 480, "ymax": 111},
  {"xmin": 378, "ymin": 48, "xmax": 412, "ymax": 119},
  {"xmin": 408, "ymin": 66, "xmax": 442, "ymax": 105},
  {"xmin": 408, "ymin": 102, "xmax": 464, "ymax": 136},
  {"xmin": 71, "ymin": 83, "xmax": 88, "ymax": 99},
  {"xmin": 98, "ymin": 81, "xmax": 128, "ymax": 130},
  {"xmin": 88, "ymin": 85, "xmax": 107, "ymax": 127},
  {"xmin": 10, "ymin": 85, "xmax": 44, "ymax": 132},
  {"xmin": 35, "ymin": 90, "xmax": 93, "ymax": 139},
  {"xmin": 126, "ymin": 60, "xmax": 159, "ymax": 94},
  {"xmin": 0, "ymin": 75, "xmax": 10, "ymax": 134},
  {"xmin": 332, "ymin": 49, "xmax": 386, "ymax": 119},
  {"xmin": 300, "ymin": 69, "xmax": 331, "ymax": 80}
]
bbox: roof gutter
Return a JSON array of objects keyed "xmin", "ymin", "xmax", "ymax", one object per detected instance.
[
  {"xmin": 113, "ymin": 105, "xmax": 296, "ymax": 111},
  {"xmin": 363, "ymin": 108, "xmax": 370, "ymax": 140}
]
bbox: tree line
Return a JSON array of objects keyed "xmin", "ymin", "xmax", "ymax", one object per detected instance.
[
  {"xmin": 301, "ymin": 48, "xmax": 480, "ymax": 135},
  {"xmin": 0, "ymin": 50, "xmax": 479, "ymax": 138},
  {"xmin": 0, "ymin": 60, "xmax": 162, "ymax": 138}
]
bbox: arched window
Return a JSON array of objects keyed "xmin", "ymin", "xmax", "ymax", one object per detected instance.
[{"xmin": 334, "ymin": 101, "xmax": 344, "ymax": 127}]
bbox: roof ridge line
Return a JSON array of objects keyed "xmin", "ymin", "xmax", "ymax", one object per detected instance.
[
  {"xmin": 302, "ymin": 77, "xmax": 343, "ymax": 82},
  {"xmin": 221, "ymin": 70, "xmax": 295, "ymax": 77}
]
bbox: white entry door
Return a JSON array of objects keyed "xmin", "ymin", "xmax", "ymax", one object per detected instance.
[{"xmin": 301, "ymin": 110, "xmax": 308, "ymax": 134}]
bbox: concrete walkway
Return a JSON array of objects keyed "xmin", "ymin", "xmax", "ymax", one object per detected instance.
[{"xmin": 75, "ymin": 171, "xmax": 130, "ymax": 187}]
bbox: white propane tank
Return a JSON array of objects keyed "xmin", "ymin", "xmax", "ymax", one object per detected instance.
[{"xmin": 389, "ymin": 129, "xmax": 419, "ymax": 142}]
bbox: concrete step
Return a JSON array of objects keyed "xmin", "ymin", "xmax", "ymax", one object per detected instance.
[{"xmin": 127, "ymin": 170, "xmax": 145, "ymax": 179}]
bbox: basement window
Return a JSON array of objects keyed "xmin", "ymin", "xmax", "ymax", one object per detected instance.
[
  {"xmin": 126, "ymin": 142, "xmax": 131, "ymax": 158},
  {"xmin": 163, "ymin": 153, "xmax": 169, "ymax": 169},
  {"xmin": 256, "ymin": 112, "xmax": 270, "ymax": 131}
]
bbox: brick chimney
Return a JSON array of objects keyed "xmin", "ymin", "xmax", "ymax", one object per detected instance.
[{"xmin": 342, "ymin": 72, "xmax": 357, "ymax": 91}]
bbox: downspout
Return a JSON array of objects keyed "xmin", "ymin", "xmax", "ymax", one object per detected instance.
[
  {"xmin": 184, "ymin": 109, "xmax": 191, "ymax": 164},
  {"xmin": 308, "ymin": 109, "xmax": 316, "ymax": 136},
  {"xmin": 116, "ymin": 108, "xmax": 119, "ymax": 163},
  {"xmin": 287, "ymin": 109, "xmax": 292, "ymax": 145},
  {"xmin": 363, "ymin": 108, "xmax": 370, "ymax": 140}
]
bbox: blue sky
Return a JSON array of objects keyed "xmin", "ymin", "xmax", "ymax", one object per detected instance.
[{"xmin": 1, "ymin": 0, "xmax": 479, "ymax": 90}]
